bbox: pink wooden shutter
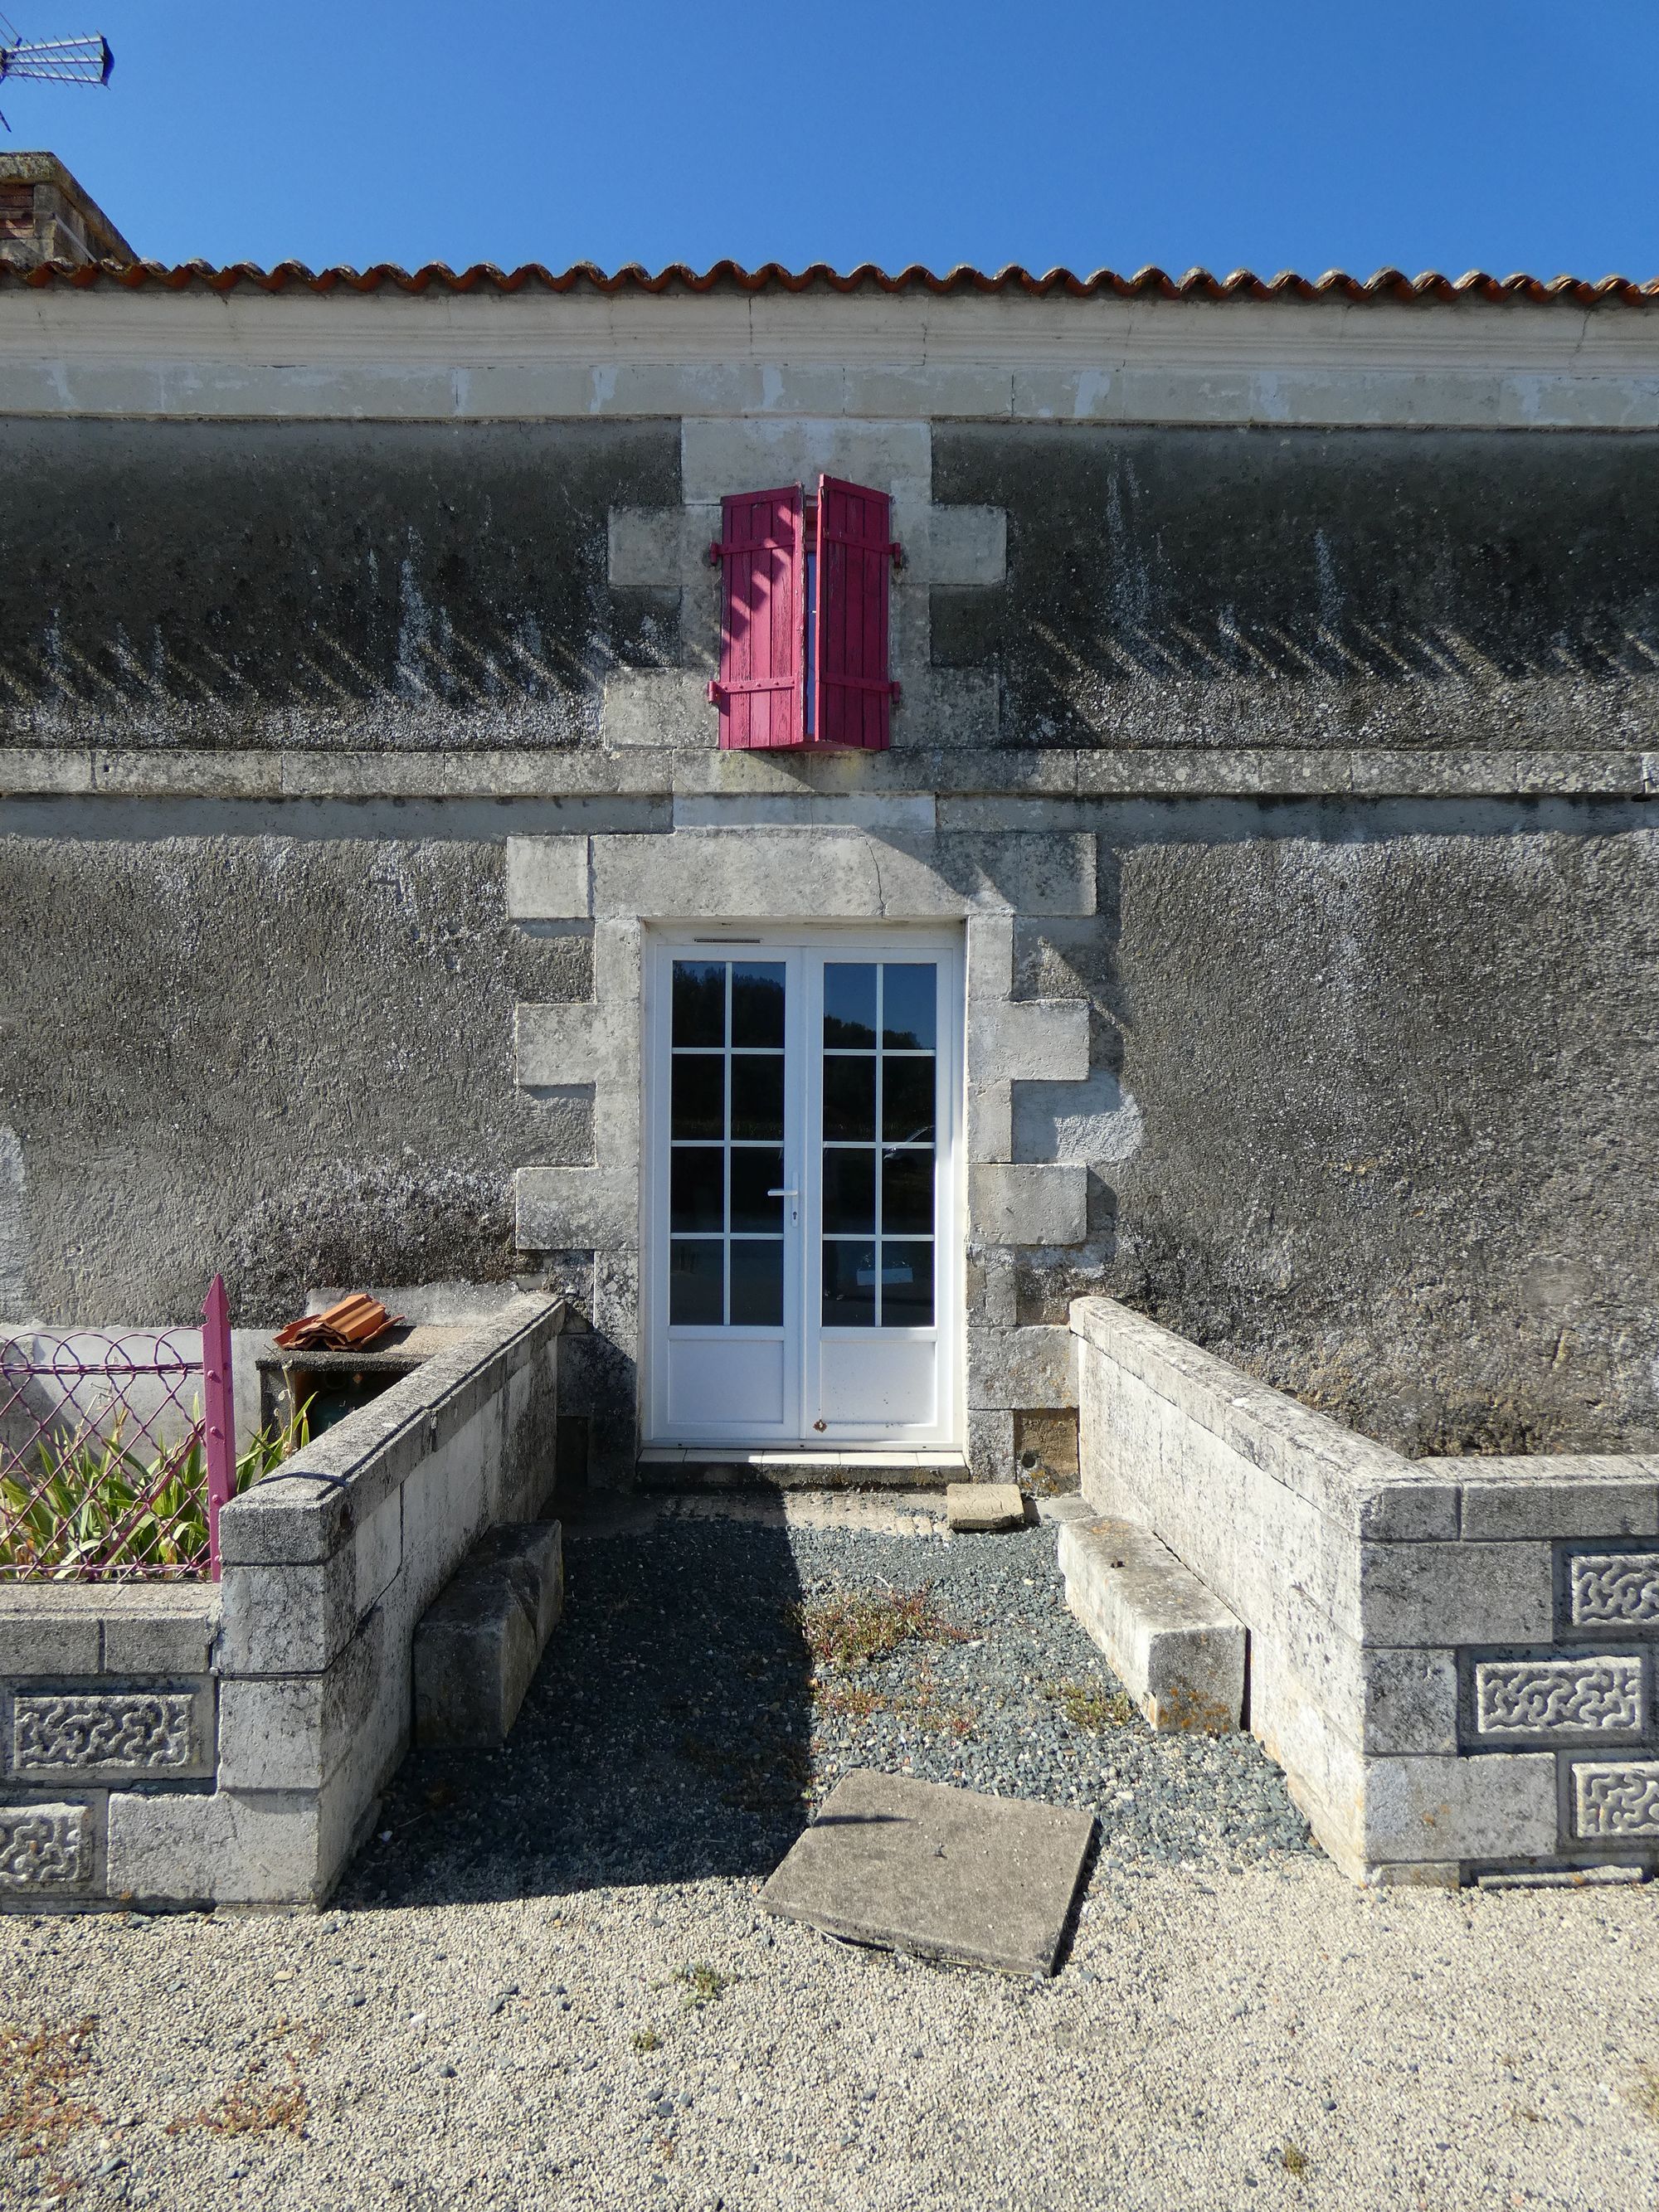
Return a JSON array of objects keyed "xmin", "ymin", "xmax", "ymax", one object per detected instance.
[
  {"xmin": 709, "ymin": 485, "xmax": 805, "ymax": 750},
  {"xmin": 813, "ymin": 475, "xmax": 900, "ymax": 751}
]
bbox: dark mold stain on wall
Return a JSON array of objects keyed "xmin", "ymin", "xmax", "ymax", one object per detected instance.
[
  {"xmin": 932, "ymin": 425, "xmax": 1659, "ymax": 753},
  {"xmin": 0, "ymin": 419, "xmax": 682, "ymax": 749}
]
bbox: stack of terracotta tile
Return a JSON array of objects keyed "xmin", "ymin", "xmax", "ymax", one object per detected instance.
[{"xmin": 272, "ymin": 1293, "xmax": 401, "ymax": 1353}]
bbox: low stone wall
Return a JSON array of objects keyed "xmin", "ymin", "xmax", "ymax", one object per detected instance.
[
  {"xmin": 0, "ymin": 1293, "xmax": 563, "ymax": 1909},
  {"xmin": 1072, "ymin": 1295, "xmax": 1659, "ymax": 1885}
]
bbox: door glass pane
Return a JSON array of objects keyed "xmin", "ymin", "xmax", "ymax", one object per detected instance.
[
  {"xmin": 668, "ymin": 957, "xmax": 787, "ymax": 1332},
  {"xmin": 730, "ymin": 1054, "xmax": 785, "ymax": 1140},
  {"xmin": 820, "ymin": 960, "xmax": 939, "ymax": 1330},
  {"xmin": 730, "ymin": 1148, "xmax": 785, "ymax": 1231},
  {"xmin": 670, "ymin": 1148, "xmax": 724, "ymax": 1233},
  {"xmin": 882, "ymin": 965, "xmax": 937, "ymax": 1051},
  {"xmin": 881, "ymin": 1055, "xmax": 935, "ymax": 1145},
  {"xmin": 669, "ymin": 1239, "xmax": 723, "ymax": 1324},
  {"xmin": 730, "ymin": 1240, "xmax": 784, "ymax": 1326},
  {"xmin": 823, "ymin": 1055, "xmax": 876, "ymax": 1140},
  {"xmin": 731, "ymin": 963, "xmax": 786, "ymax": 1048},
  {"xmin": 671, "ymin": 1055, "xmax": 724, "ymax": 1140},
  {"xmin": 822, "ymin": 1240, "xmax": 877, "ymax": 1328},
  {"xmin": 673, "ymin": 961, "xmax": 726, "ymax": 1048},
  {"xmin": 823, "ymin": 1148, "xmax": 876, "ymax": 1233},
  {"xmin": 881, "ymin": 1148, "xmax": 933, "ymax": 1236},
  {"xmin": 881, "ymin": 1242, "xmax": 934, "ymax": 1325},
  {"xmin": 824, "ymin": 963, "xmax": 878, "ymax": 1048}
]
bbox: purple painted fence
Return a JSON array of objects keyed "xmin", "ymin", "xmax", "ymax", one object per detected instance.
[{"xmin": 0, "ymin": 1276, "xmax": 236, "ymax": 1582}]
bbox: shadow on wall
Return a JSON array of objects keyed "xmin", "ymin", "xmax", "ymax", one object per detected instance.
[{"xmin": 348, "ymin": 1514, "xmax": 811, "ymax": 1906}]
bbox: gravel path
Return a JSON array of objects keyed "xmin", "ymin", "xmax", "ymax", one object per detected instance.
[{"xmin": 2, "ymin": 1500, "xmax": 1657, "ymax": 2210}]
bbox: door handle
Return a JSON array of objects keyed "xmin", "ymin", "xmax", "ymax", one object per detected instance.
[{"xmin": 766, "ymin": 1189, "xmax": 799, "ymax": 1198}]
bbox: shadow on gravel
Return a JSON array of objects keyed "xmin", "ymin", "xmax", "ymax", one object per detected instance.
[{"xmin": 341, "ymin": 1512, "xmax": 812, "ymax": 1909}]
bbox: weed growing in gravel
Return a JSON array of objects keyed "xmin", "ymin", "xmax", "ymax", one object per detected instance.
[
  {"xmin": 167, "ymin": 2022, "xmax": 316, "ymax": 2139},
  {"xmin": 1625, "ymin": 2064, "xmax": 1659, "ymax": 2127},
  {"xmin": 1280, "ymin": 2140, "xmax": 1310, "ymax": 2176},
  {"xmin": 820, "ymin": 1683, "xmax": 888, "ymax": 1719},
  {"xmin": 1049, "ymin": 1678, "xmax": 1136, "ymax": 1732},
  {"xmin": 674, "ymin": 1964, "xmax": 729, "ymax": 2010},
  {"xmin": 631, "ymin": 2028, "xmax": 663, "ymax": 2054},
  {"xmin": 792, "ymin": 1584, "xmax": 969, "ymax": 1672},
  {"xmin": 0, "ymin": 2016, "xmax": 100, "ymax": 2164}
]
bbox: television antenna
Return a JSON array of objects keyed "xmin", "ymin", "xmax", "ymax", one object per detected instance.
[{"xmin": 0, "ymin": 12, "xmax": 114, "ymax": 131}]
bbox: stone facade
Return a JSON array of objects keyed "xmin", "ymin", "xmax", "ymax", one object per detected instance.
[
  {"xmin": 0, "ymin": 275, "xmax": 1654, "ymax": 1482},
  {"xmin": 1073, "ymin": 1293, "xmax": 1659, "ymax": 1884}
]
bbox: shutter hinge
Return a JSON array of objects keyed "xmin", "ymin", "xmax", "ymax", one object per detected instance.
[
  {"xmin": 707, "ymin": 680, "xmax": 725, "ymax": 704},
  {"xmin": 890, "ymin": 681, "xmax": 903, "ymax": 703},
  {"xmin": 889, "ymin": 541, "xmax": 905, "ymax": 570},
  {"xmin": 708, "ymin": 540, "xmax": 726, "ymax": 566}
]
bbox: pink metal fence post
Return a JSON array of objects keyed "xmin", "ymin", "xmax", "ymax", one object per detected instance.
[{"xmin": 201, "ymin": 1273, "xmax": 236, "ymax": 1579}]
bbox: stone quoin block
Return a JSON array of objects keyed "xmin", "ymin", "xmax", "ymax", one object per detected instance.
[
  {"xmin": 10, "ymin": 1689, "xmax": 207, "ymax": 1778},
  {"xmin": 966, "ymin": 998, "xmax": 1091, "ymax": 1087},
  {"xmin": 0, "ymin": 1801, "xmax": 94, "ymax": 1893},
  {"xmin": 970, "ymin": 1163, "xmax": 1087, "ymax": 1247},
  {"xmin": 1473, "ymin": 1655, "xmax": 1645, "ymax": 1740},
  {"xmin": 1568, "ymin": 1552, "xmax": 1659, "ymax": 1630},
  {"xmin": 1358, "ymin": 1540, "xmax": 1554, "ymax": 1647},
  {"xmin": 1572, "ymin": 1761, "xmax": 1659, "ymax": 1839},
  {"xmin": 1361, "ymin": 1753, "xmax": 1559, "ymax": 1864},
  {"xmin": 504, "ymin": 835, "xmax": 591, "ymax": 921}
]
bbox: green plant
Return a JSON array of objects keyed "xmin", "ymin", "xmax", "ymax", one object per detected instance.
[
  {"xmin": 631, "ymin": 2028, "xmax": 663, "ymax": 2054},
  {"xmin": 1, "ymin": 1403, "xmax": 309, "ymax": 1578},
  {"xmin": 791, "ymin": 1584, "xmax": 969, "ymax": 1672},
  {"xmin": 674, "ymin": 1964, "xmax": 729, "ymax": 2010},
  {"xmin": 1049, "ymin": 1679, "xmax": 1136, "ymax": 1732},
  {"xmin": 1280, "ymin": 2142, "xmax": 1310, "ymax": 2177}
]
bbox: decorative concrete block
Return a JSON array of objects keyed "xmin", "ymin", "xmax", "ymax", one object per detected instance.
[
  {"xmin": 1473, "ymin": 1656, "xmax": 1644, "ymax": 1739},
  {"xmin": 1568, "ymin": 1552, "xmax": 1659, "ymax": 1630},
  {"xmin": 968, "ymin": 998, "xmax": 1090, "ymax": 1087},
  {"xmin": 1358, "ymin": 1541, "xmax": 1554, "ymax": 1647},
  {"xmin": 1572, "ymin": 1761, "xmax": 1659, "ymax": 1838},
  {"xmin": 414, "ymin": 1521, "xmax": 564, "ymax": 1748},
  {"xmin": 504, "ymin": 835, "xmax": 591, "ymax": 921},
  {"xmin": 1361, "ymin": 1753, "xmax": 1558, "ymax": 1864},
  {"xmin": 0, "ymin": 1801, "xmax": 94, "ymax": 1893},
  {"xmin": 11, "ymin": 1689, "xmax": 210, "ymax": 1780},
  {"xmin": 970, "ymin": 1163, "xmax": 1087, "ymax": 1247},
  {"xmin": 1059, "ymin": 1516, "xmax": 1246, "ymax": 1734},
  {"xmin": 97, "ymin": 1587, "xmax": 218, "ymax": 1675}
]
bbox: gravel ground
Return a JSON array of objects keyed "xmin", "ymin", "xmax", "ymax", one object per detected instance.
[{"xmin": 3, "ymin": 1499, "xmax": 1658, "ymax": 2210}]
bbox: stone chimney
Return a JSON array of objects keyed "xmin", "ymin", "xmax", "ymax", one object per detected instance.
[{"xmin": 0, "ymin": 150, "xmax": 134, "ymax": 267}]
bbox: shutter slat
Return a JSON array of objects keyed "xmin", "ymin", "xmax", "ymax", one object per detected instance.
[
  {"xmin": 713, "ymin": 485, "xmax": 803, "ymax": 751},
  {"xmin": 813, "ymin": 474, "xmax": 894, "ymax": 753}
]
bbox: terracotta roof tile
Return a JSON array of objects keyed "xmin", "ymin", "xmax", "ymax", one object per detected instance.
[{"xmin": 3, "ymin": 258, "xmax": 1657, "ymax": 304}]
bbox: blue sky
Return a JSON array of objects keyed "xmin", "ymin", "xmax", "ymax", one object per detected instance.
[{"xmin": 7, "ymin": 2, "xmax": 1659, "ymax": 280}]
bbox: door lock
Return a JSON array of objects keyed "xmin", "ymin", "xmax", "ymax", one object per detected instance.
[{"xmin": 767, "ymin": 1186, "xmax": 800, "ymax": 1223}]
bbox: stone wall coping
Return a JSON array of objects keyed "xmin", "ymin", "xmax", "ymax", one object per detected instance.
[
  {"xmin": 0, "ymin": 1580, "xmax": 219, "ymax": 1637},
  {"xmin": 216, "ymin": 1293, "xmax": 566, "ymax": 1568},
  {"xmin": 1070, "ymin": 1296, "xmax": 1451, "ymax": 1539}
]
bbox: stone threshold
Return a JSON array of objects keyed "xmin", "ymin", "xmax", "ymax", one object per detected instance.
[{"xmin": 635, "ymin": 1446, "xmax": 969, "ymax": 1491}]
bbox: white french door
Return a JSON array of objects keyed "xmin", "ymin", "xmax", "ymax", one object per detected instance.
[{"xmin": 643, "ymin": 929, "xmax": 962, "ymax": 1449}]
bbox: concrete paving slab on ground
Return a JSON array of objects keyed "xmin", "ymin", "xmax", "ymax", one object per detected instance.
[{"xmin": 761, "ymin": 1767, "xmax": 1095, "ymax": 1976}]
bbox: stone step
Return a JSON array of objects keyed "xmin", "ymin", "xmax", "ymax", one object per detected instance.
[
  {"xmin": 1058, "ymin": 1514, "xmax": 1247, "ymax": 1735},
  {"xmin": 412, "ymin": 1520, "xmax": 564, "ymax": 1748}
]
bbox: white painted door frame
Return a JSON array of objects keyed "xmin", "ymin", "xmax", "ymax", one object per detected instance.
[{"xmin": 641, "ymin": 923, "xmax": 964, "ymax": 1451}]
